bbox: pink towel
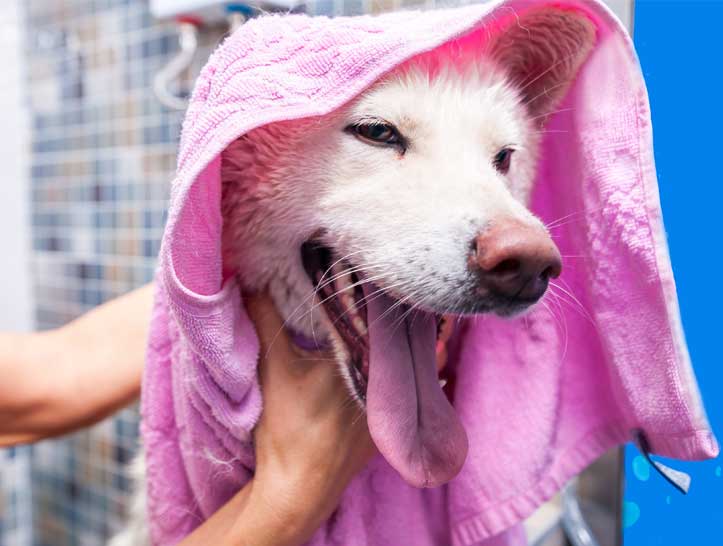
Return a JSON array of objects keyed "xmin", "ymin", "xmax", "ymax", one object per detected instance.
[{"xmin": 141, "ymin": 1, "xmax": 718, "ymax": 544}]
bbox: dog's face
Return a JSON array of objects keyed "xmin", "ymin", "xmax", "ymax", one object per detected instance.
[
  {"xmin": 222, "ymin": 8, "xmax": 595, "ymax": 412},
  {"xmin": 220, "ymin": 8, "xmax": 596, "ymax": 485},
  {"xmin": 314, "ymin": 57, "xmax": 551, "ymax": 318}
]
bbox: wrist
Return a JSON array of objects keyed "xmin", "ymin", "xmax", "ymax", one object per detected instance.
[{"xmin": 230, "ymin": 479, "xmax": 320, "ymax": 546}]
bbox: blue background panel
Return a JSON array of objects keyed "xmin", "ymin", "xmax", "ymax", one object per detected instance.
[{"xmin": 624, "ymin": 1, "xmax": 722, "ymax": 543}]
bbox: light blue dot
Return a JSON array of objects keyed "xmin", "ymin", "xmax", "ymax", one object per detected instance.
[
  {"xmin": 665, "ymin": 495, "xmax": 671, "ymax": 505},
  {"xmin": 715, "ymin": 465, "xmax": 721, "ymax": 478},
  {"xmin": 632, "ymin": 455, "xmax": 651, "ymax": 481},
  {"xmin": 623, "ymin": 501, "xmax": 641, "ymax": 528}
]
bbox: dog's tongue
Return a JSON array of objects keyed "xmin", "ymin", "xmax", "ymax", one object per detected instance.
[{"xmin": 365, "ymin": 288, "xmax": 468, "ymax": 488}]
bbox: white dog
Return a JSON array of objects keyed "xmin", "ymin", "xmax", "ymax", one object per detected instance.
[{"xmin": 112, "ymin": 8, "xmax": 594, "ymax": 545}]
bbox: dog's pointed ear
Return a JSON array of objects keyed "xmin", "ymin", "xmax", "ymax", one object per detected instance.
[{"xmin": 489, "ymin": 8, "xmax": 596, "ymax": 122}]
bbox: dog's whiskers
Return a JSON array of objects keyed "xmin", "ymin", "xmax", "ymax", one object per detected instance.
[
  {"xmin": 547, "ymin": 280, "xmax": 598, "ymax": 333},
  {"xmin": 288, "ymin": 261, "xmax": 386, "ymax": 323},
  {"xmin": 365, "ymin": 290, "xmax": 417, "ymax": 334},
  {"xmin": 329, "ymin": 278, "xmax": 414, "ymax": 329},
  {"xmin": 261, "ymin": 250, "xmax": 374, "ymax": 357},
  {"xmin": 528, "ymin": 107, "xmax": 574, "ymax": 121},
  {"xmin": 545, "ymin": 204, "xmax": 607, "ymax": 231},
  {"xmin": 539, "ymin": 297, "xmax": 570, "ymax": 363},
  {"xmin": 264, "ymin": 261, "xmax": 387, "ymax": 357},
  {"xmin": 306, "ymin": 267, "xmax": 397, "ymax": 352},
  {"xmin": 308, "ymin": 271, "xmax": 389, "ymax": 318},
  {"xmin": 283, "ymin": 249, "xmax": 373, "ymax": 320},
  {"xmin": 525, "ymin": 80, "xmax": 571, "ymax": 111},
  {"xmin": 516, "ymin": 49, "xmax": 587, "ymax": 95},
  {"xmin": 382, "ymin": 290, "xmax": 429, "ymax": 342}
]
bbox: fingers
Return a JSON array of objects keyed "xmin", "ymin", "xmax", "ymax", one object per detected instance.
[
  {"xmin": 244, "ymin": 292, "xmax": 356, "ymax": 409},
  {"xmin": 245, "ymin": 292, "xmax": 288, "ymax": 354},
  {"xmin": 244, "ymin": 292, "xmax": 302, "ymax": 395},
  {"xmin": 246, "ymin": 292, "xmax": 377, "ymax": 502},
  {"xmin": 245, "ymin": 292, "xmax": 331, "ymax": 389}
]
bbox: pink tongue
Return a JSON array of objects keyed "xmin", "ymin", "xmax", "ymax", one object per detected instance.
[{"xmin": 365, "ymin": 288, "xmax": 468, "ymax": 488}]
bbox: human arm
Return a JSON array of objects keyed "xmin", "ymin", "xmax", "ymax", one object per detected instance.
[
  {"xmin": 0, "ymin": 285, "xmax": 374, "ymax": 545},
  {"xmin": 0, "ymin": 284, "xmax": 153, "ymax": 446},
  {"xmin": 179, "ymin": 292, "xmax": 375, "ymax": 546}
]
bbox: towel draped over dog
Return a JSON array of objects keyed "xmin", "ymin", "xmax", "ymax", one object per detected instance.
[{"xmin": 141, "ymin": 1, "xmax": 718, "ymax": 544}]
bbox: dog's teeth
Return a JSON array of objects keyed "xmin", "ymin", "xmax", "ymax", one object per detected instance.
[
  {"xmin": 353, "ymin": 316, "xmax": 367, "ymax": 335},
  {"xmin": 331, "ymin": 263, "xmax": 348, "ymax": 288},
  {"xmin": 340, "ymin": 290, "xmax": 358, "ymax": 316},
  {"xmin": 438, "ymin": 378, "xmax": 447, "ymax": 388},
  {"xmin": 328, "ymin": 260, "xmax": 365, "ymax": 335}
]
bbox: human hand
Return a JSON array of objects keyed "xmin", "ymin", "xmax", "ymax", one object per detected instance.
[{"xmin": 231, "ymin": 292, "xmax": 376, "ymax": 545}]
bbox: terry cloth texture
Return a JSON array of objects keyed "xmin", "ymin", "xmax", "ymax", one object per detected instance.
[{"xmin": 141, "ymin": 1, "xmax": 718, "ymax": 544}]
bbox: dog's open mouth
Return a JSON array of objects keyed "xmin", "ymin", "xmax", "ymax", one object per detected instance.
[
  {"xmin": 301, "ymin": 241, "xmax": 371, "ymax": 399},
  {"xmin": 301, "ymin": 240, "xmax": 468, "ymax": 488},
  {"xmin": 301, "ymin": 241, "xmax": 449, "ymax": 401}
]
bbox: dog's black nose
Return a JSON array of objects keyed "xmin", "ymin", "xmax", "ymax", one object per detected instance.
[{"xmin": 471, "ymin": 218, "xmax": 562, "ymax": 302}]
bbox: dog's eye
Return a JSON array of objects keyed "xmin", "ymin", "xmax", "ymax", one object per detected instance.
[
  {"xmin": 493, "ymin": 148, "xmax": 514, "ymax": 174},
  {"xmin": 346, "ymin": 122, "xmax": 405, "ymax": 149}
]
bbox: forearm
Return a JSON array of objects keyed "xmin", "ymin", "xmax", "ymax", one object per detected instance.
[
  {"xmin": 0, "ymin": 330, "xmax": 76, "ymax": 443},
  {"xmin": 0, "ymin": 284, "xmax": 153, "ymax": 446},
  {"xmin": 179, "ymin": 480, "xmax": 315, "ymax": 546}
]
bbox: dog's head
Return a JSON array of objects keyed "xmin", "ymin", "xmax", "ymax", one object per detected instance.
[{"xmin": 221, "ymin": 7, "xmax": 595, "ymax": 487}]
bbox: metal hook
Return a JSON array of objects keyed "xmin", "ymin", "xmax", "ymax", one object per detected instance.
[
  {"xmin": 227, "ymin": 4, "xmax": 255, "ymax": 34},
  {"xmin": 153, "ymin": 19, "xmax": 200, "ymax": 111}
]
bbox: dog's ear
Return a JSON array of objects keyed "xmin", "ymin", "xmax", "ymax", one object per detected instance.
[{"xmin": 489, "ymin": 7, "xmax": 596, "ymax": 122}]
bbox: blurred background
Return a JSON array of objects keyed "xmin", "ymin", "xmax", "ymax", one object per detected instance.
[{"xmin": 0, "ymin": 1, "xmax": 718, "ymax": 545}]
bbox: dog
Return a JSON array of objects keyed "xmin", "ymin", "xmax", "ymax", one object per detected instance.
[{"xmin": 112, "ymin": 8, "xmax": 594, "ymax": 544}]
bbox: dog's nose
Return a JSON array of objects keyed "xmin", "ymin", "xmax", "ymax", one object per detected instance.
[{"xmin": 471, "ymin": 219, "xmax": 562, "ymax": 302}]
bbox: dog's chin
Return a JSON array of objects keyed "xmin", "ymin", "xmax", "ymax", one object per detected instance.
[
  {"xmin": 382, "ymin": 287, "xmax": 545, "ymax": 320},
  {"xmin": 469, "ymin": 294, "xmax": 544, "ymax": 318}
]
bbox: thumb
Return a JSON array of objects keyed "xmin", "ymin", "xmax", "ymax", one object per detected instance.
[
  {"xmin": 245, "ymin": 291, "xmax": 321, "ymax": 391},
  {"xmin": 245, "ymin": 292, "xmax": 288, "ymax": 351}
]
